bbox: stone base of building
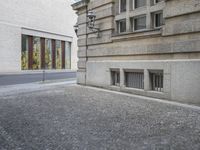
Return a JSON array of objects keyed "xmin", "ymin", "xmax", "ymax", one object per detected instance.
[{"xmin": 77, "ymin": 60, "xmax": 200, "ymax": 105}]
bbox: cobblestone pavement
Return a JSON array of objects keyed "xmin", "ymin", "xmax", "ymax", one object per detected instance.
[{"xmin": 0, "ymin": 84, "xmax": 200, "ymax": 150}]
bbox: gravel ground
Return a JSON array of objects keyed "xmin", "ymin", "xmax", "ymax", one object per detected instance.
[{"xmin": 0, "ymin": 84, "xmax": 200, "ymax": 150}]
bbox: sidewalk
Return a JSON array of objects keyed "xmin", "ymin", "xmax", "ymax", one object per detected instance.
[{"xmin": 0, "ymin": 69, "xmax": 77, "ymax": 75}]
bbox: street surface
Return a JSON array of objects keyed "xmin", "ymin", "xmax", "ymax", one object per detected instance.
[
  {"xmin": 0, "ymin": 71, "xmax": 76, "ymax": 86},
  {"xmin": 0, "ymin": 83, "xmax": 200, "ymax": 149}
]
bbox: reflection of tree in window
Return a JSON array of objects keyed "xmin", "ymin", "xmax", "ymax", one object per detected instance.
[
  {"xmin": 21, "ymin": 35, "xmax": 29, "ymax": 70},
  {"xmin": 45, "ymin": 39, "xmax": 52, "ymax": 69},
  {"xmin": 56, "ymin": 40, "xmax": 62, "ymax": 69},
  {"xmin": 65, "ymin": 42, "xmax": 71, "ymax": 69},
  {"xmin": 33, "ymin": 37, "xmax": 41, "ymax": 70}
]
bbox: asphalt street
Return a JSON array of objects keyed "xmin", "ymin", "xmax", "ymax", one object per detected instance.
[
  {"xmin": 0, "ymin": 71, "xmax": 76, "ymax": 86},
  {"xmin": 0, "ymin": 83, "xmax": 200, "ymax": 150}
]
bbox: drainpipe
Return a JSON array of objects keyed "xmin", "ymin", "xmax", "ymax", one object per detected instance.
[{"xmin": 85, "ymin": 0, "xmax": 89, "ymax": 85}]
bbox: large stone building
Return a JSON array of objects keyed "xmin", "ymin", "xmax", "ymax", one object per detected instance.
[
  {"xmin": 0, "ymin": 0, "xmax": 78, "ymax": 72},
  {"xmin": 72, "ymin": 0, "xmax": 200, "ymax": 104}
]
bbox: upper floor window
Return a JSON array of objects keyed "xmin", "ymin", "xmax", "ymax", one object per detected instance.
[
  {"xmin": 154, "ymin": 0, "xmax": 164, "ymax": 4},
  {"xmin": 117, "ymin": 19, "xmax": 126, "ymax": 33},
  {"xmin": 135, "ymin": 0, "xmax": 146, "ymax": 9},
  {"xmin": 120, "ymin": 0, "xmax": 126, "ymax": 13},
  {"xmin": 154, "ymin": 11, "xmax": 163, "ymax": 28},
  {"xmin": 134, "ymin": 15, "xmax": 146, "ymax": 31}
]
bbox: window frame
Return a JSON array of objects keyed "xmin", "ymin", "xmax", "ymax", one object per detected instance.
[
  {"xmin": 149, "ymin": 70, "xmax": 164, "ymax": 92},
  {"xmin": 134, "ymin": 0, "xmax": 147, "ymax": 9},
  {"xmin": 117, "ymin": 19, "xmax": 126, "ymax": 33},
  {"xmin": 153, "ymin": 11, "xmax": 163, "ymax": 28},
  {"xmin": 119, "ymin": 0, "xmax": 126, "ymax": 13},
  {"xmin": 124, "ymin": 69, "xmax": 144, "ymax": 89},
  {"xmin": 111, "ymin": 69, "xmax": 120, "ymax": 86},
  {"xmin": 133, "ymin": 15, "xmax": 147, "ymax": 31}
]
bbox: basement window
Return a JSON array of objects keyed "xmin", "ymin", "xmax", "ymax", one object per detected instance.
[
  {"xmin": 125, "ymin": 70, "xmax": 144, "ymax": 89},
  {"xmin": 150, "ymin": 70, "xmax": 164, "ymax": 92},
  {"xmin": 111, "ymin": 70, "xmax": 120, "ymax": 86}
]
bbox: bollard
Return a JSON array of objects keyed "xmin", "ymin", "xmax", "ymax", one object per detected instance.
[{"xmin": 42, "ymin": 70, "xmax": 45, "ymax": 82}]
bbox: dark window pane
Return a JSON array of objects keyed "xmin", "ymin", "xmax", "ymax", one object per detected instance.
[
  {"xmin": 134, "ymin": 16, "xmax": 146, "ymax": 30},
  {"xmin": 155, "ymin": 12, "xmax": 163, "ymax": 27},
  {"xmin": 117, "ymin": 20, "xmax": 126, "ymax": 33},
  {"xmin": 135, "ymin": 0, "xmax": 146, "ymax": 8},
  {"xmin": 120, "ymin": 0, "xmax": 126, "ymax": 12}
]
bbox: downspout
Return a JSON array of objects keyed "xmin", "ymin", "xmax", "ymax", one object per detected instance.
[{"xmin": 85, "ymin": 0, "xmax": 89, "ymax": 85}]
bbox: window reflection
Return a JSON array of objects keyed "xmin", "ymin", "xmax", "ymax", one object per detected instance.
[
  {"xmin": 33, "ymin": 37, "xmax": 41, "ymax": 70},
  {"xmin": 65, "ymin": 42, "xmax": 71, "ymax": 69},
  {"xmin": 21, "ymin": 35, "xmax": 29, "ymax": 70},
  {"xmin": 56, "ymin": 40, "xmax": 62, "ymax": 69},
  {"xmin": 45, "ymin": 39, "xmax": 52, "ymax": 69}
]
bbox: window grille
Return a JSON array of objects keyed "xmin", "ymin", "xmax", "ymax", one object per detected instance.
[
  {"xmin": 125, "ymin": 71, "xmax": 144, "ymax": 89},
  {"xmin": 150, "ymin": 71, "xmax": 163, "ymax": 92},
  {"xmin": 111, "ymin": 70, "xmax": 120, "ymax": 86}
]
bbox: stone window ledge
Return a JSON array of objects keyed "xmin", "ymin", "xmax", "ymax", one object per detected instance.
[{"xmin": 111, "ymin": 29, "xmax": 162, "ymax": 42}]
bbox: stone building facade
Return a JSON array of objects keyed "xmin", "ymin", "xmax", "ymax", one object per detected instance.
[
  {"xmin": 72, "ymin": 0, "xmax": 200, "ymax": 104},
  {"xmin": 0, "ymin": 0, "xmax": 78, "ymax": 72}
]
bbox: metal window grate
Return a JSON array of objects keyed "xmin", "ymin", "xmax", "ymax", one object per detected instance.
[
  {"xmin": 111, "ymin": 71, "xmax": 120, "ymax": 86},
  {"xmin": 125, "ymin": 72, "xmax": 144, "ymax": 89},
  {"xmin": 150, "ymin": 71, "xmax": 163, "ymax": 92}
]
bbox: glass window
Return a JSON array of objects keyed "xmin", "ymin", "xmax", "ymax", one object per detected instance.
[
  {"xmin": 154, "ymin": 12, "xmax": 163, "ymax": 28},
  {"xmin": 125, "ymin": 71, "xmax": 144, "ymax": 89},
  {"xmin": 134, "ymin": 15, "xmax": 146, "ymax": 31},
  {"xmin": 135, "ymin": 0, "xmax": 146, "ymax": 8},
  {"xmin": 117, "ymin": 19, "xmax": 126, "ymax": 33},
  {"xmin": 56, "ymin": 40, "xmax": 62, "ymax": 69},
  {"xmin": 45, "ymin": 39, "xmax": 52, "ymax": 69},
  {"xmin": 65, "ymin": 42, "xmax": 71, "ymax": 69},
  {"xmin": 111, "ymin": 70, "xmax": 120, "ymax": 86},
  {"xmin": 155, "ymin": 0, "xmax": 163, "ymax": 4},
  {"xmin": 33, "ymin": 37, "xmax": 41, "ymax": 70},
  {"xmin": 21, "ymin": 35, "xmax": 29, "ymax": 70},
  {"xmin": 120, "ymin": 0, "xmax": 126, "ymax": 13}
]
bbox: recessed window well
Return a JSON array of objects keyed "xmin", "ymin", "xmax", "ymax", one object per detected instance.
[
  {"xmin": 150, "ymin": 70, "xmax": 164, "ymax": 92},
  {"xmin": 125, "ymin": 70, "xmax": 144, "ymax": 89},
  {"xmin": 111, "ymin": 70, "xmax": 120, "ymax": 86}
]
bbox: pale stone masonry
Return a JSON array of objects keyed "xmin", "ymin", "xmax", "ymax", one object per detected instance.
[{"xmin": 72, "ymin": 0, "xmax": 200, "ymax": 104}]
